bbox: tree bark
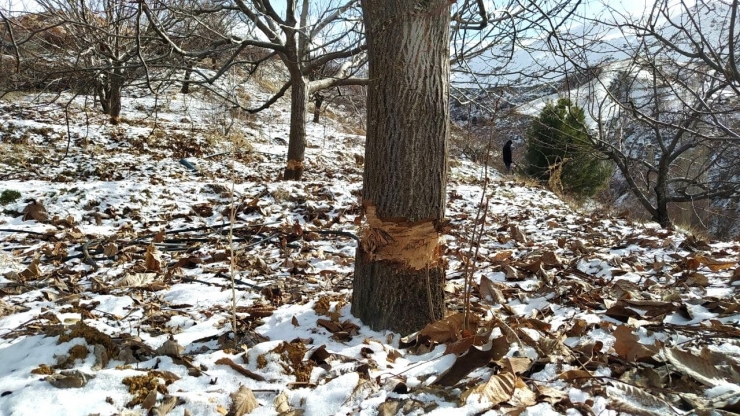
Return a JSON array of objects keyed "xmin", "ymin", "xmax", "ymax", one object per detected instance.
[
  {"xmin": 95, "ymin": 81, "xmax": 111, "ymax": 115},
  {"xmin": 109, "ymin": 67, "xmax": 124, "ymax": 125},
  {"xmin": 181, "ymin": 64, "xmax": 193, "ymax": 94},
  {"xmin": 312, "ymin": 92, "xmax": 323, "ymax": 123},
  {"xmin": 284, "ymin": 73, "xmax": 309, "ymax": 180},
  {"xmin": 653, "ymin": 175, "xmax": 671, "ymax": 228},
  {"xmin": 352, "ymin": 0, "xmax": 451, "ymax": 335}
]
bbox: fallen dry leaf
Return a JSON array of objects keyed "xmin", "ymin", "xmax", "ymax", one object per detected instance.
[
  {"xmin": 46, "ymin": 370, "xmax": 94, "ymax": 389},
  {"xmin": 461, "ymin": 371, "xmax": 516, "ymax": 406},
  {"xmin": 215, "ymin": 357, "xmax": 266, "ymax": 381},
  {"xmin": 22, "ymin": 200, "xmax": 49, "ymax": 222},
  {"xmin": 418, "ymin": 312, "xmax": 479, "ymax": 344},
  {"xmin": 695, "ymin": 254, "xmax": 736, "ymax": 272},
  {"xmin": 273, "ymin": 391, "xmax": 291, "ymax": 413},
  {"xmin": 114, "ymin": 273, "xmax": 157, "ymax": 288},
  {"xmin": 227, "ymin": 385, "xmax": 258, "ymax": 416},
  {"xmin": 606, "ymin": 381, "xmax": 676, "ymax": 415},
  {"xmin": 613, "ymin": 325, "xmax": 660, "ymax": 362},
  {"xmin": 150, "ymin": 395, "xmax": 178, "ymax": 416},
  {"xmin": 663, "ymin": 348, "xmax": 727, "ymax": 387},
  {"xmin": 145, "ymin": 244, "xmax": 162, "ymax": 272},
  {"xmin": 18, "ymin": 259, "xmax": 43, "ymax": 280}
]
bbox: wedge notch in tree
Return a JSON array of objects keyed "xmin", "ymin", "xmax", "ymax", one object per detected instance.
[{"xmin": 352, "ymin": 0, "xmax": 451, "ymax": 335}]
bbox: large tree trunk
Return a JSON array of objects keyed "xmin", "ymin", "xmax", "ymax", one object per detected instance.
[
  {"xmin": 284, "ymin": 74, "xmax": 309, "ymax": 180},
  {"xmin": 653, "ymin": 181, "xmax": 671, "ymax": 228},
  {"xmin": 352, "ymin": 0, "xmax": 451, "ymax": 335},
  {"xmin": 312, "ymin": 92, "xmax": 323, "ymax": 123},
  {"xmin": 108, "ymin": 67, "xmax": 124, "ymax": 125},
  {"xmin": 181, "ymin": 63, "xmax": 193, "ymax": 94},
  {"xmin": 652, "ymin": 157, "xmax": 672, "ymax": 228},
  {"xmin": 95, "ymin": 80, "xmax": 111, "ymax": 115}
]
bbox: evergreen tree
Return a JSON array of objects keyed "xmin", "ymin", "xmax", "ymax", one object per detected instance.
[{"xmin": 525, "ymin": 98, "xmax": 611, "ymax": 197}]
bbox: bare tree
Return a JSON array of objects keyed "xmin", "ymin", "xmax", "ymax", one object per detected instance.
[
  {"xmin": 143, "ymin": 0, "xmax": 367, "ymax": 180},
  {"xmin": 0, "ymin": 0, "xmax": 185, "ymax": 123},
  {"xmin": 1, "ymin": 10, "xmax": 74, "ymax": 91},
  {"xmin": 351, "ymin": 0, "xmax": 582, "ymax": 333},
  {"xmin": 444, "ymin": 0, "xmax": 586, "ymax": 175},
  {"xmin": 558, "ymin": 0, "xmax": 740, "ymax": 230},
  {"xmin": 351, "ymin": 0, "xmax": 451, "ymax": 335}
]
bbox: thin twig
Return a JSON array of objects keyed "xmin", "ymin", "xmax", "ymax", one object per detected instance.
[
  {"xmin": 228, "ymin": 127, "xmax": 239, "ymax": 347},
  {"xmin": 463, "ymin": 99, "xmax": 500, "ymax": 330}
]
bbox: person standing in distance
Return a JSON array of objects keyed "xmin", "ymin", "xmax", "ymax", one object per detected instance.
[{"xmin": 503, "ymin": 140, "xmax": 513, "ymax": 172}]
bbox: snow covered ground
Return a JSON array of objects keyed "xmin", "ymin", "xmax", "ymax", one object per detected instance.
[{"xmin": 0, "ymin": 80, "xmax": 739, "ymax": 416}]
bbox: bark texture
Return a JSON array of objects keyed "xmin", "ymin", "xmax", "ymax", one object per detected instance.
[
  {"xmin": 352, "ymin": 0, "xmax": 451, "ymax": 334},
  {"xmin": 181, "ymin": 64, "xmax": 193, "ymax": 94},
  {"xmin": 284, "ymin": 74, "xmax": 308, "ymax": 180},
  {"xmin": 312, "ymin": 92, "xmax": 323, "ymax": 123},
  {"xmin": 109, "ymin": 73, "xmax": 123, "ymax": 125},
  {"xmin": 353, "ymin": 259, "xmax": 446, "ymax": 335}
]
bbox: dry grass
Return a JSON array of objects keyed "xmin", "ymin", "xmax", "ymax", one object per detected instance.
[
  {"xmin": 254, "ymin": 77, "xmax": 284, "ymax": 95},
  {"xmin": 0, "ymin": 91, "xmax": 30, "ymax": 103}
]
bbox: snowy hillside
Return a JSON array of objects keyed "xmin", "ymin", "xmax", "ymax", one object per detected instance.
[{"xmin": 0, "ymin": 76, "xmax": 739, "ymax": 416}]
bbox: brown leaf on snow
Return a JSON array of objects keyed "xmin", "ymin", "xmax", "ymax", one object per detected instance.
[
  {"xmin": 418, "ymin": 313, "xmax": 479, "ymax": 344},
  {"xmin": 152, "ymin": 229, "xmax": 166, "ymax": 243},
  {"xmin": 731, "ymin": 267, "xmax": 740, "ymax": 284},
  {"xmin": 558, "ymin": 369, "xmax": 593, "ymax": 382},
  {"xmin": 503, "ymin": 265, "xmax": 519, "ymax": 280},
  {"xmin": 509, "ymin": 225, "xmax": 528, "ymax": 244},
  {"xmin": 174, "ymin": 256, "xmax": 203, "ymax": 269},
  {"xmin": 192, "ymin": 203, "xmax": 214, "ymax": 218},
  {"xmin": 613, "ymin": 325, "xmax": 660, "ymax": 362},
  {"xmin": 663, "ymin": 348, "xmax": 728, "ymax": 387},
  {"xmin": 114, "ymin": 273, "xmax": 157, "ymax": 288},
  {"xmin": 680, "ymin": 235, "xmax": 712, "ymax": 251},
  {"xmin": 273, "ymin": 392, "xmax": 291, "ymax": 414},
  {"xmin": 610, "ymin": 280, "xmax": 644, "ymax": 299},
  {"xmin": 227, "ymin": 385, "xmax": 258, "ymax": 416},
  {"xmin": 51, "ymin": 215, "xmax": 75, "ymax": 228},
  {"xmin": 460, "ymin": 371, "xmax": 516, "ymax": 406},
  {"xmin": 22, "ymin": 200, "xmax": 49, "ymax": 222},
  {"xmin": 150, "ymin": 395, "xmax": 178, "ymax": 416},
  {"xmin": 156, "ymin": 339, "xmax": 184, "ymax": 357},
  {"xmin": 521, "ymin": 318, "xmax": 551, "ymax": 332},
  {"xmin": 141, "ymin": 389, "xmax": 157, "ymax": 410},
  {"xmin": 102, "ymin": 242, "xmax": 118, "ymax": 257},
  {"xmin": 509, "ymin": 377, "xmax": 537, "ymax": 407},
  {"xmin": 566, "ymin": 319, "xmax": 590, "ymax": 337},
  {"xmin": 606, "ymin": 381, "xmax": 676, "ymax": 416},
  {"xmin": 491, "ymin": 250, "xmax": 513, "ymax": 263},
  {"xmin": 479, "ymin": 276, "xmax": 506, "ymax": 304},
  {"xmin": 145, "ymin": 244, "xmax": 162, "ymax": 272},
  {"xmin": 46, "ymin": 370, "xmax": 94, "ymax": 389},
  {"xmin": 436, "ymin": 338, "xmax": 510, "ymax": 387},
  {"xmin": 684, "ymin": 272, "xmax": 709, "ymax": 287},
  {"xmin": 514, "ymin": 259, "xmax": 542, "ymax": 274},
  {"xmin": 444, "ymin": 334, "xmax": 489, "ymax": 356},
  {"xmin": 271, "ymin": 341, "xmax": 313, "ymax": 383},
  {"xmin": 694, "ymin": 254, "xmax": 736, "ymax": 272},
  {"xmin": 607, "ymin": 300, "xmax": 677, "ymax": 322},
  {"xmin": 317, "ymin": 318, "xmax": 343, "ymax": 333},
  {"xmin": 386, "ymin": 349, "xmax": 402, "ymax": 363},
  {"xmin": 308, "ymin": 345, "xmax": 332, "ymax": 365},
  {"xmin": 19, "ymin": 258, "xmax": 43, "ymax": 280},
  {"xmin": 535, "ymin": 385, "xmax": 569, "ymax": 405},
  {"xmin": 215, "ymin": 357, "xmax": 266, "ymax": 381},
  {"xmin": 540, "ymin": 250, "xmax": 562, "ymax": 267},
  {"xmin": 501, "ymin": 357, "xmax": 532, "ymax": 375}
]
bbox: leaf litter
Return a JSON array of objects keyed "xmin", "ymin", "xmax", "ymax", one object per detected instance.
[{"xmin": 0, "ymin": 84, "xmax": 739, "ymax": 416}]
